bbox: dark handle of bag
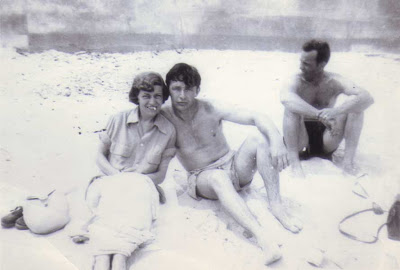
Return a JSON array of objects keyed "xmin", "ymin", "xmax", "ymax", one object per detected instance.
[
  {"xmin": 26, "ymin": 189, "xmax": 56, "ymax": 207},
  {"xmin": 338, "ymin": 208, "xmax": 387, "ymax": 244}
]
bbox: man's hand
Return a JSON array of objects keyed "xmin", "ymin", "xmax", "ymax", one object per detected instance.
[
  {"xmin": 318, "ymin": 108, "xmax": 340, "ymax": 122},
  {"xmin": 326, "ymin": 118, "xmax": 342, "ymax": 137},
  {"xmin": 318, "ymin": 108, "xmax": 342, "ymax": 136},
  {"xmin": 270, "ymin": 144, "xmax": 289, "ymax": 172}
]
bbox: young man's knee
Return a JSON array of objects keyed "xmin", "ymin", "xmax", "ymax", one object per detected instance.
[
  {"xmin": 207, "ymin": 171, "xmax": 234, "ymax": 192},
  {"xmin": 247, "ymin": 131, "xmax": 269, "ymax": 150}
]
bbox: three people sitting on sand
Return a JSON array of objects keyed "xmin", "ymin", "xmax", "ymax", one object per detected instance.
[{"xmin": 1, "ymin": 39, "xmax": 374, "ymax": 269}]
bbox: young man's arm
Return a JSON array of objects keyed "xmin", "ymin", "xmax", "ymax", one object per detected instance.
[
  {"xmin": 318, "ymin": 76, "xmax": 374, "ymax": 120},
  {"xmin": 213, "ymin": 100, "xmax": 288, "ymax": 171},
  {"xmin": 280, "ymin": 76, "xmax": 321, "ymax": 119}
]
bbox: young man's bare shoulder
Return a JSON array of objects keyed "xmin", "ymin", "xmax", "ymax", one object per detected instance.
[
  {"xmin": 284, "ymin": 73, "xmax": 304, "ymax": 92},
  {"xmin": 198, "ymin": 98, "xmax": 216, "ymax": 111},
  {"xmin": 324, "ymin": 71, "xmax": 342, "ymax": 81},
  {"xmin": 157, "ymin": 111, "xmax": 177, "ymax": 135},
  {"xmin": 324, "ymin": 72, "xmax": 348, "ymax": 90},
  {"xmin": 160, "ymin": 105, "xmax": 176, "ymax": 123},
  {"xmin": 198, "ymin": 98, "xmax": 226, "ymax": 116},
  {"xmin": 327, "ymin": 72, "xmax": 349, "ymax": 82}
]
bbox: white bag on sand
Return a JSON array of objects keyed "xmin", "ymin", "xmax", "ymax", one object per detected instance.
[{"xmin": 23, "ymin": 190, "xmax": 71, "ymax": 235}]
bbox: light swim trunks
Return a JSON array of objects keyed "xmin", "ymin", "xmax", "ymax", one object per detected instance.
[{"xmin": 186, "ymin": 150, "xmax": 249, "ymax": 200}]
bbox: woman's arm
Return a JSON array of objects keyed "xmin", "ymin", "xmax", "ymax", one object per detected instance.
[
  {"xmin": 95, "ymin": 142, "xmax": 120, "ymax": 176},
  {"xmin": 144, "ymin": 129, "xmax": 177, "ymax": 185},
  {"xmin": 145, "ymin": 152, "xmax": 175, "ymax": 185}
]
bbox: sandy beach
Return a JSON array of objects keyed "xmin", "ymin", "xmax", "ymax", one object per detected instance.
[{"xmin": 1, "ymin": 47, "xmax": 400, "ymax": 270}]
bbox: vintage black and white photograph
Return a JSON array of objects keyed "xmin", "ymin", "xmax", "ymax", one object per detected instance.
[{"xmin": 1, "ymin": 1, "xmax": 400, "ymax": 269}]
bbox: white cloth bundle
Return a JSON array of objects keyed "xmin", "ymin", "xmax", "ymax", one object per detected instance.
[{"xmin": 86, "ymin": 173, "xmax": 159, "ymax": 256}]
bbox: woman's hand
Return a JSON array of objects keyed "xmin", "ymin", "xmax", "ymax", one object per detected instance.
[{"xmin": 121, "ymin": 167, "xmax": 137, "ymax": 173}]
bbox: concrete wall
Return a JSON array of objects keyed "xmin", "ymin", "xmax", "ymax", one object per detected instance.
[{"xmin": 1, "ymin": 0, "xmax": 399, "ymax": 52}]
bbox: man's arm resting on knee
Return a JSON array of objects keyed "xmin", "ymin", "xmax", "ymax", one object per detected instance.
[
  {"xmin": 280, "ymin": 79, "xmax": 320, "ymax": 119},
  {"xmin": 319, "ymin": 78, "xmax": 374, "ymax": 120},
  {"xmin": 213, "ymin": 100, "xmax": 288, "ymax": 170},
  {"xmin": 334, "ymin": 77, "xmax": 374, "ymax": 114}
]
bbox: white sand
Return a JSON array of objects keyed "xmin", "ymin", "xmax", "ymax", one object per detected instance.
[{"xmin": 1, "ymin": 48, "xmax": 400, "ymax": 270}]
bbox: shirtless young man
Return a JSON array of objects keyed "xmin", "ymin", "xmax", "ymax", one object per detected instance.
[
  {"xmin": 161, "ymin": 63, "xmax": 303, "ymax": 265},
  {"xmin": 281, "ymin": 39, "xmax": 374, "ymax": 177}
]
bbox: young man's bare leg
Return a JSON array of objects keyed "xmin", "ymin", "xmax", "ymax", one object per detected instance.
[
  {"xmin": 322, "ymin": 112, "xmax": 346, "ymax": 151},
  {"xmin": 235, "ymin": 132, "xmax": 303, "ymax": 233},
  {"xmin": 342, "ymin": 112, "xmax": 364, "ymax": 174},
  {"xmin": 93, "ymin": 255, "xmax": 111, "ymax": 270},
  {"xmin": 112, "ymin": 254, "xmax": 127, "ymax": 270},
  {"xmin": 196, "ymin": 170, "xmax": 282, "ymax": 265},
  {"xmin": 283, "ymin": 109, "xmax": 308, "ymax": 178},
  {"xmin": 322, "ymin": 112, "xmax": 364, "ymax": 174}
]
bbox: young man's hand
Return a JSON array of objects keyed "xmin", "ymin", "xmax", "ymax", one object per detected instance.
[
  {"xmin": 270, "ymin": 144, "xmax": 289, "ymax": 172},
  {"xmin": 318, "ymin": 108, "xmax": 340, "ymax": 122},
  {"xmin": 318, "ymin": 117, "xmax": 341, "ymax": 137},
  {"xmin": 318, "ymin": 108, "xmax": 342, "ymax": 137}
]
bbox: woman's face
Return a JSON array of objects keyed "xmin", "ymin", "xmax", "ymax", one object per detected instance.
[{"xmin": 138, "ymin": 85, "xmax": 164, "ymax": 119}]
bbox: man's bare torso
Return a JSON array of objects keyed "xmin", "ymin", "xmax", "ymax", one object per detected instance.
[
  {"xmin": 294, "ymin": 72, "xmax": 344, "ymax": 112},
  {"xmin": 161, "ymin": 100, "xmax": 230, "ymax": 171}
]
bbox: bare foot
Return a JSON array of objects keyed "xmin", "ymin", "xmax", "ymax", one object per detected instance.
[
  {"xmin": 291, "ymin": 162, "xmax": 305, "ymax": 179},
  {"xmin": 258, "ymin": 240, "xmax": 282, "ymax": 266},
  {"xmin": 343, "ymin": 163, "xmax": 359, "ymax": 176},
  {"xmin": 269, "ymin": 203, "xmax": 303, "ymax": 233}
]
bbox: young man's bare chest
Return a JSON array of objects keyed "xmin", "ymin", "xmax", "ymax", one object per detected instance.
[
  {"xmin": 173, "ymin": 111, "xmax": 224, "ymax": 150},
  {"xmin": 296, "ymin": 78, "xmax": 341, "ymax": 109}
]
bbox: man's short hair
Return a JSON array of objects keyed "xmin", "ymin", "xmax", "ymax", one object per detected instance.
[
  {"xmin": 129, "ymin": 72, "xmax": 169, "ymax": 105},
  {"xmin": 302, "ymin": 39, "xmax": 331, "ymax": 64},
  {"xmin": 166, "ymin": 63, "xmax": 201, "ymax": 89}
]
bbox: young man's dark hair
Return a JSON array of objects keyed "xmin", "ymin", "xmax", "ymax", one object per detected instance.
[
  {"xmin": 129, "ymin": 72, "xmax": 169, "ymax": 104},
  {"xmin": 165, "ymin": 63, "xmax": 201, "ymax": 89},
  {"xmin": 302, "ymin": 39, "xmax": 331, "ymax": 64}
]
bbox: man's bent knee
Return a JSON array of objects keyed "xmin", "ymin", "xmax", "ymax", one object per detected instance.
[
  {"xmin": 197, "ymin": 170, "xmax": 235, "ymax": 199},
  {"xmin": 246, "ymin": 130, "xmax": 270, "ymax": 150}
]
